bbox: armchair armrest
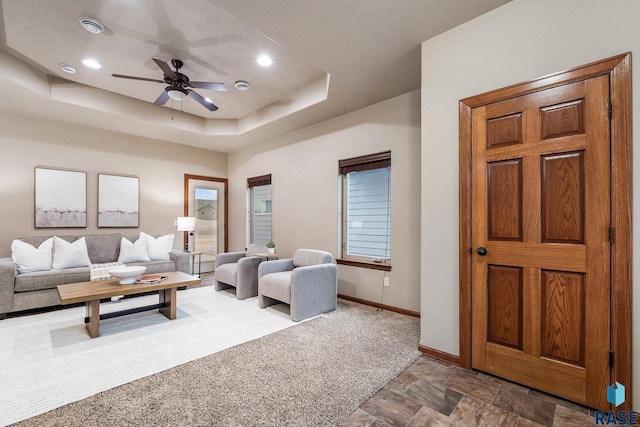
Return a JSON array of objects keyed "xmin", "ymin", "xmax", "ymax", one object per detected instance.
[
  {"xmin": 290, "ymin": 263, "xmax": 338, "ymax": 321},
  {"xmin": 258, "ymin": 258, "xmax": 295, "ymax": 279},
  {"xmin": 214, "ymin": 251, "xmax": 246, "ymax": 269},
  {"xmin": 0, "ymin": 257, "xmax": 17, "ymax": 315}
]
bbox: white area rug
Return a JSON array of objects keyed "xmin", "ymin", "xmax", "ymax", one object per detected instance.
[{"xmin": 0, "ymin": 287, "xmax": 297, "ymax": 426}]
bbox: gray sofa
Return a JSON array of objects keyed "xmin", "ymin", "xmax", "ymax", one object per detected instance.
[{"xmin": 0, "ymin": 233, "xmax": 191, "ymax": 317}]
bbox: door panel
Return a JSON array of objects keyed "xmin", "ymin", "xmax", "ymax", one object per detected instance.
[{"xmin": 471, "ymin": 76, "xmax": 611, "ymax": 409}]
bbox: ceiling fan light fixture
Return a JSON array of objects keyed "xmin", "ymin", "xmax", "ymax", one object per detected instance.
[
  {"xmin": 78, "ymin": 17, "xmax": 105, "ymax": 34},
  {"xmin": 167, "ymin": 88, "xmax": 187, "ymax": 101},
  {"xmin": 234, "ymin": 81, "xmax": 250, "ymax": 91}
]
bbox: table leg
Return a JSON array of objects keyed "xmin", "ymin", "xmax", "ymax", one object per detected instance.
[
  {"xmin": 159, "ymin": 288, "xmax": 176, "ymax": 320},
  {"xmin": 86, "ymin": 299, "xmax": 100, "ymax": 338}
]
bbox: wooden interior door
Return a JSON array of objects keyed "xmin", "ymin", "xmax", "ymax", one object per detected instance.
[{"xmin": 470, "ymin": 75, "xmax": 611, "ymax": 409}]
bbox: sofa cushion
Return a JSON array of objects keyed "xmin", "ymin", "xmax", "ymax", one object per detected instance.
[
  {"xmin": 215, "ymin": 262, "xmax": 238, "ymax": 286},
  {"xmin": 52, "ymin": 237, "xmax": 92, "ymax": 270},
  {"xmin": 118, "ymin": 236, "xmax": 150, "ymax": 263},
  {"xmin": 15, "ymin": 267, "xmax": 90, "ymax": 292},
  {"xmin": 81, "ymin": 233, "xmax": 122, "ymax": 264},
  {"xmin": 293, "ymin": 249, "xmax": 333, "ymax": 267},
  {"xmin": 141, "ymin": 232, "xmax": 174, "ymax": 261},
  {"xmin": 11, "ymin": 237, "xmax": 53, "ymax": 273}
]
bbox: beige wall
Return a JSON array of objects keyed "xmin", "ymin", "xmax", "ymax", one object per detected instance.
[
  {"xmin": 228, "ymin": 90, "xmax": 421, "ymax": 312},
  {"xmin": 0, "ymin": 110, "xmax": 227, "ymax": 257},
  {"xmin": 421, "ymin": 0, "xmax": 639, "ymax": 409}
]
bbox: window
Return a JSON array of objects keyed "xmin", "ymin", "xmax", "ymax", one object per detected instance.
[
  {"xmin": 339, "ymin": 152, "xmax": 391, "ymax": 264},
  {"xmin": 248, "ymin": 174, "xmax": 272, "ymax": 245}
]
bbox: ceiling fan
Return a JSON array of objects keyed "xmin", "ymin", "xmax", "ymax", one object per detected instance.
[{"xmin": 112, "ymin": 58, "xmax": 228, "ymax": 111}]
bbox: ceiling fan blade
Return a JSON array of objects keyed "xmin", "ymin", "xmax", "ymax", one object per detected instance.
[
  {"xmin": 112, "ymin": 74, "xmax": 164, "ymax": 84},
  {"xmin": 153, "ymin": 91, "xmax": 170, "ymax": 106},
  {"xmin": 187, "ymin": 89, "xmax": 218, "ymax": 111},
  {"xmin": 189, "ymin": 81, "xmax": 229, "ymax": 91},
  {"xmin": 152, "ymin": 58, "xmax": 177, "ymax": 79}
]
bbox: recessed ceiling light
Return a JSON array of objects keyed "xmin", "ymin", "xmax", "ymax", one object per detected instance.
[
  {"xmin": 234, "ymin": 81, "xmax": 250, "ymax": 91},
  {"xmin": 79, "ymin": 17, "xmax": 105, "ymax": 34},
  {"xmin": 81, "ymin": 58, "xmax": 102, "ymax": 69},
  {"xmin": 256, "ymin": 55, "xmax": 273, "ymax": 67},
  {"xmin": 59, "ymin": 64, "xmax": 77, "ymax": 74}
]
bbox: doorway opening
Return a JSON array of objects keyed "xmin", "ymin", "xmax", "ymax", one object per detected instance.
[{"xmin": 184, "ymin": 174, "xmax": 228, "ymax": 273}]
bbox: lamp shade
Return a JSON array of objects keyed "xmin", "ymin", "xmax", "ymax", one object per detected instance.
[
  {"xmin": 168, "ymin": 89, "xmax": 187, "ymax": 101},
  {"xmin": 177, "ymin": 216, "xmax": 197, "ymax": 231}
]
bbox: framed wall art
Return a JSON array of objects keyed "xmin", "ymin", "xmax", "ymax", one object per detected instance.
[
  {"xmin": 35, "ymin": 167, "xmax": 87, "ymax": 228},
  {"xmin": 98, "ymin": 173, "xmax": 139, "ymax": 228}
]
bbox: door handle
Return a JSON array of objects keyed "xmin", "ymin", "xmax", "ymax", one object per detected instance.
[{"xmin": 476, "ymin": 247, "xmax": 487, "ymax": 256}]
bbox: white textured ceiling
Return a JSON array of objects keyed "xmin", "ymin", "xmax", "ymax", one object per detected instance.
[{"xmin": 0, "ymin": 0, "xmax": 511, "ymax": 152}]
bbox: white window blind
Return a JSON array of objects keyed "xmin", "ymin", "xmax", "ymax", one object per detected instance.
[
  {"xmin": 248, "ymin": 175, "xmax": 272, "ymax": 245},
  {"xmin": 340, "ymin": 151, "xmax": 391, "ymax": 260}
]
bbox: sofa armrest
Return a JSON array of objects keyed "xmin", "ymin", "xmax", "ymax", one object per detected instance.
[
  {"xmin": 169, "ymin": 250, "xmax": 192, "ymax": 274},
  {"xmin": 0, "ymin": 257, "xmax": 17, "ymax": 315},
  {"xmin": 258, "ymin": 259, "xmax": 295, "ymax": 279},
  {"xmin": 214, "ymin": 251, "xmax": 246, "ymax": 269}
]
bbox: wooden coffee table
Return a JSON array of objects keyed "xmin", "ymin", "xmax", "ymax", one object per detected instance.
[{"xmin": 57, "ymin": 271, "xmax": 201, "ymax": 338}]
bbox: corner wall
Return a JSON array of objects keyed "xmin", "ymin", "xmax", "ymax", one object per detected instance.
[
  {"xmin": 420, "ymin": 0, "xmax": 639, "ymax": 409},
  {"xmin": 228, "ymin": 90, "xmax": 421, "ymax": 312},
  {"xmin": 0, "ymin": 110, "xmax": 227, "ymax": 257}
]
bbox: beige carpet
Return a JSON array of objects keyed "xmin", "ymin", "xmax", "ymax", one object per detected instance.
[
  {"xmin": 1, "ymin": 274, "xmax": 299, "ymax": 425},
  {"xmin": 14, "ymin": 299, "xmax": 421, "ymax": 426}
]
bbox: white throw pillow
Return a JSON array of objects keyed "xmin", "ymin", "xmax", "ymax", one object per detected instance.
[
  {"xmin": 52, "ymin": 236, "xmax": 91, "ymax": 270},
  {"xmin": 141, "ymin": 232, "xmax": 174, "ymax": 261},
  {"xmin": 117, "ymin": 237, "xmax": 151, "ymax": 263},
  {"xmin": 11, "ymin": 238, "xmax": 54, "ymax": 273}
]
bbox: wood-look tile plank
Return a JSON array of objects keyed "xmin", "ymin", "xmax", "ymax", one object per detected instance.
[
  {"xmin": 449, "ymin": 396, "xmax": 520, "ymax": 426},
  {"xmin": 385, "ymin": 370, "xmax": 420, "ymax": 395},
  {"xmin": 553, "ymin": 404, "xmax": 596, "ymax": 426},
  {"xmin": 360, "ymin": 388, "xmax": 423, "ymax": 427},
  {"xmin": 338, "ymin": 408, "xmax": 378, "ymax": 427},
  {"xmin": 401, "ymin": 357, "xmax": 457, "ymax": 385},
  {"xmin": 493, "ymin": 387, "xmax": 556, "ymax": 427},
  {"xmin": 443, "ymin": 369, "xmax": 501, "ymax": 404},
  {"xmin": 517, "ymin": 418, "xmax": 545, "ymax": 427},
  {"xmin": 476, "ymin": 371, "xmax": 529, "ymax": 392},
  {"xmin": 406, "ymin": 405, "xmax": 454, "ymax": 426},
  {"xmin": 404, "ymin": 378, "xmax": 463, "ymax": 417},
  {"xmin": 528, "ymin": 389, "xmax": 589, "ymax": 415}
]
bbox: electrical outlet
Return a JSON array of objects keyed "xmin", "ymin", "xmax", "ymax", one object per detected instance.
[{"xmin": 383, "ymin": 276, "xmax": 390, "ymax": 287}]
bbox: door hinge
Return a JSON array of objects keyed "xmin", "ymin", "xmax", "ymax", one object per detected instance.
[
  {"xmin": 609, "ymin": 351, "xmax": 614, "ymax": 368},
  {"xmin": 608, "ymin": 102, "xmax": 613, "ymax": 120},
  {"xmin": 609, "ymin": 226, "xmax": 614, "ymax": 244}
]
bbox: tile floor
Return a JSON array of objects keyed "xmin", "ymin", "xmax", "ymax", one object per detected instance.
[{"xmin": 339, "ymin": 356, "xmax": 597, "ymax": 427}]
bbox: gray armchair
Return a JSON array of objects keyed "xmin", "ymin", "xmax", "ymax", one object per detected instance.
[
  {"xmin": 214, "ymin": 244, "xmax": 269, "ymax": 300},
  {"xmin": 258, "ymin": 249, "xmax": 337, "ymax": 321}
]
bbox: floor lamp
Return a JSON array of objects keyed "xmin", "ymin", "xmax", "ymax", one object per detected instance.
[{"xmin": 177, "ymin": 216, "xmax": 197, "ymax": 252}]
